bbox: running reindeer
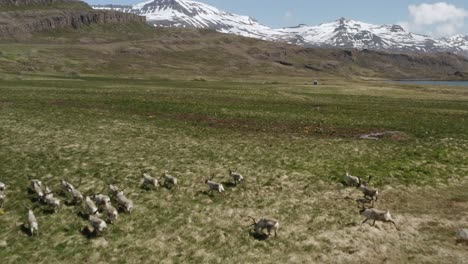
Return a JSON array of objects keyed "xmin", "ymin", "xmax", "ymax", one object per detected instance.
[
  {"xmin": 248, "ymin": 216, "xmax": 279, "ymax": 239},
  {"xmin": 205, "ymin": 175, "xmax": 225, "ymax": 195}
]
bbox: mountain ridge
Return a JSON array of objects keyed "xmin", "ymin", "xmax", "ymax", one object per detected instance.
[{"xmin": 92, "ymin": 0, "xmax": 468, "ymax": 56}]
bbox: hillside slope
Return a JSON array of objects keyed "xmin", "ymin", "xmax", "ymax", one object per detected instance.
[
  {"xmin": 1, "ymin": 27, "xmax": 468, "ymax": 80},
  {"xmin": 0, "ymin": 0, "xmax": 146, "ymax": 40}
]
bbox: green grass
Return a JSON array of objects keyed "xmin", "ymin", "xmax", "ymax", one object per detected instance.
[
  {"xmin": 0, "ymin": 74, "xmax": 467, "ymax": 263},
  {"xmin": 0, "ymin": 1, "xmax": 91, "ymax": 12}
]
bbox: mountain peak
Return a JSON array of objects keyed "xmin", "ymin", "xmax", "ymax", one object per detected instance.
[{"xmin": 337, "ymin": 17, "xmax": 348, "ymax": 23}]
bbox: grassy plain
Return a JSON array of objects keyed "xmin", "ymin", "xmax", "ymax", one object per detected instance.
[{"xmin": 0, "ymin": 73, "xmax": 467, "ymax": 263}]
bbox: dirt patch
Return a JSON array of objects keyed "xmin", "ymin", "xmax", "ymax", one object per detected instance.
[
  {"xmin": 168, "ymin": 112, "xmax": 404, "ymax": 140},
  {"xmin": 48, "ymin": 99, "xmax": 67, "ymax": 106}
]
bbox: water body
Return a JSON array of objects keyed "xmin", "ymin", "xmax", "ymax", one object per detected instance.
[{"xmin": 394, "ymin": 80, "xmax": 468, "ymax": 87}]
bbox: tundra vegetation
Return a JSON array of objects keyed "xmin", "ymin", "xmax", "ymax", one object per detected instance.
[
  {"xmin": 0, "ymin": 26, "xmax": 467, "ymax": 262},
  {"xmin": 0, "ymin": 72, "xmax": 466, "ymax": 263}
]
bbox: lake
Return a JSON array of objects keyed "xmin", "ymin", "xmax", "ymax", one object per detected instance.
[{"xmin": 394, "ymin": 80, "xmax": 468, "ymax": 87}]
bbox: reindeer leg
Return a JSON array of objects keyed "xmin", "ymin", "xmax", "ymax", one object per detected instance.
[
  {"xmin": 390, "ymin": 220, "xmax": 399, "ymax": 231},
  {"xmin": 371, "ymin": 220, "xmax": 376, "ymax": 226},
  {"xmin": 362, "ymin": 218, "xmax": 369, "ymax": 225}
]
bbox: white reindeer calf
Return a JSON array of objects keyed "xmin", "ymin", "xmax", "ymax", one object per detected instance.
[
  {"xmin": 27, "ymin": 210, "xmax": 39, "ymax": 236},
  {"xmin": 228, "ymin": 169, "xmax": 244, "ymax": 185},
  {"xmin": 142, "ymin": 173, "xmax": 159, "ymax": 190},
  {"xmin": 0, "ymin": 182, "xmax": 5, "ymax": 192},
  {"xmin": 248, "ymin": 217, "xmax": 279, "ymax": 238},
  {"xmin": 360, "ymin": 207, "xmax": 399, "ymax": 230},
  {"xmin": 115, "ymin": 191, "xmax": 133, "ymax": 214}
]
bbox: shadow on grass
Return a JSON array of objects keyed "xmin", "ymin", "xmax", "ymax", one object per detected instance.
[
  {"xmin": 197, "ymin": 190, "xmax": 224, "ymax": 197},
  {"xmin": 20, "ymin": 223, "xmax": 33, "ymax": 237},
  {"xmin": 41, "ymin": 207, "xmax": 58, "ymax": 215},
  {"xmin": 77, "ymin": 211, "xmax": 90, "ymax": 220},
  {"xmin": 81, "ymin": 226, "xmax": 98, "ymax": 239},
  {"xmin": 221, "ymin": 181, "xmax": 237, "ymax": 188},
  {"xmin": 64, "ymin": 200, "xmax": 79, "ymax": 207},
  {"xmin": 249, "ymin": 230, "xmax": 269, "ymax": 241}
]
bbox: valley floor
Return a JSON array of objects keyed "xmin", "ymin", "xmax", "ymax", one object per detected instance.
[{"xmin": 0, "ymin": 73, "xmax": 467, "ymax": 263}]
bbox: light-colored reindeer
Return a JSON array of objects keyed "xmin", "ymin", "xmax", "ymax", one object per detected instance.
[
  {"xmin": 248, "ymin": 216, "xmax": 279, "ymax": 238},
  {"xmin": 141, "ymin": 173, "xmax": 159, "ymax": 190},
  {"xmin": 205, "ymin": 176, "xmax": 225, "ymax": 194},
  {"xmin": 163, "ymin": 171, "xmax": 178, "ymax": 189},
  {"xmin": 228, "ymin": 169, "xmax": 244, "ymax": 185},
  {"xmin": 27, "ymin": 210, "xmax": 39, "ymax": 236},
  {"xmin": 360, "ymin": 206, "xmax": 399, "ymax": 230}
]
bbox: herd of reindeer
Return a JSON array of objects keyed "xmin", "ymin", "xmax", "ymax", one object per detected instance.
[{"xmin": 0, "ymin": 170, "xmax": 398, "ymax": 240}]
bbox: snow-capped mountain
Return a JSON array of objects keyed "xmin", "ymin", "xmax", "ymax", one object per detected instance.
[
  {"xmin": 441, "ymin": 35, "xmax": 468, "ymax": 56},
  {"xmin": 278, "ymin": 18, "xmax": 457, "ymax": 53},
  {"xmin": 93, "ymin": 0, "xmax": 293, "ymax": 41},
  {"xmin": 93, "ymin": 0, "xmax": 468, "ymax": 55}
]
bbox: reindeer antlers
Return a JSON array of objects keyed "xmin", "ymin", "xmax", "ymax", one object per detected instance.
[{"xmin": 247, "ymin": 216, "xmax": 257, "ymax": 226}]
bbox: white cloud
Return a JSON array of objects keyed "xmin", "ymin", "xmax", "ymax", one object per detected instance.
[{"xmin": 399, "ymin": 2, "xmax": 468, "ymax": 37}]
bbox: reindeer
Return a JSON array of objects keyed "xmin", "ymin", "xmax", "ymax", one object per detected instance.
[
  {"xmin": 92, "ymin": 194, "xmax": 111, "ymax": 207},
  {"xmin": 61, "ymin": 179, "xmax": 84, "ymax": 204},
  {"xmin": 141, "ymin": 173, "xmax": 159, "ymax": 190},
  {"xmin": 0, "ymin": 191, "xmax": 5, "ymax": 208},
  {"xmin": 30, "ymin": 179, "xmax": 44, "ymax": 198},
  {"xmin": 40, "ymin": 186, "xmax": 60, "ymax": 212},
  {"xmin": 357, "ymin": 176, "xmax": 379, "ymax": 201},
  {"xmin": 61, "ymin": 180, "xmax": 75, "ymax": 193},
  {"xmin": 102, "ymin": 202, "xmax": 118, "ymax": 224},
  {"xmin": 88, "ymin": 215, "xmax": 107, "ymax": 235},
  {"xmin": 360, "ymin": 206, "xmax": 399, "ymax": 230},
  {"xmin": 27, "ymin": 210, "xmax": 39, "ymax": 236},
  {"xmin": 205, "ymin": 176, "xmax": 225, "ymax": 194},
  {"xmin": 228, "ymin": 169, "xmax": 244, "ymax": 185},
  {"xmin": 115, "ymin": 190, "xmax": 133, "ymax": 214},
  {"xmin": 44, "ymin": 186, "xmax": 54, "ymax": 199},
  {"xmin": 343, "ymin": 172, "xmax": 360, "ymax": 187},
  {"xmin": 108, "ymin": 184, "xmax": 121, "ymax": 197},
  {"xmin": 248, "ymin": 216, "xmax": 279, "ymax": 238},
  {"xmin": 163, "ymin": 171, "xmax": 178, "ymax": 189},
  {"xmin": 84, "ymin": 196, "xmax": 100, "ymax": 216},
  {"xmin": 0, "ymin": 182, "xmax": 5, "ymax": 208}
]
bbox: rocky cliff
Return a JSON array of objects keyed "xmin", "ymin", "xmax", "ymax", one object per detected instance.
[{"xmin": 0, "ymin": 0, "xmax": 146, "ymax": 40}]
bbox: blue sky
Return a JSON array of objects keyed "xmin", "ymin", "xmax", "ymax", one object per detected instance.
[{"xmin": 84, "ymin": 0, "xmax": 468, "ymax": 36}]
